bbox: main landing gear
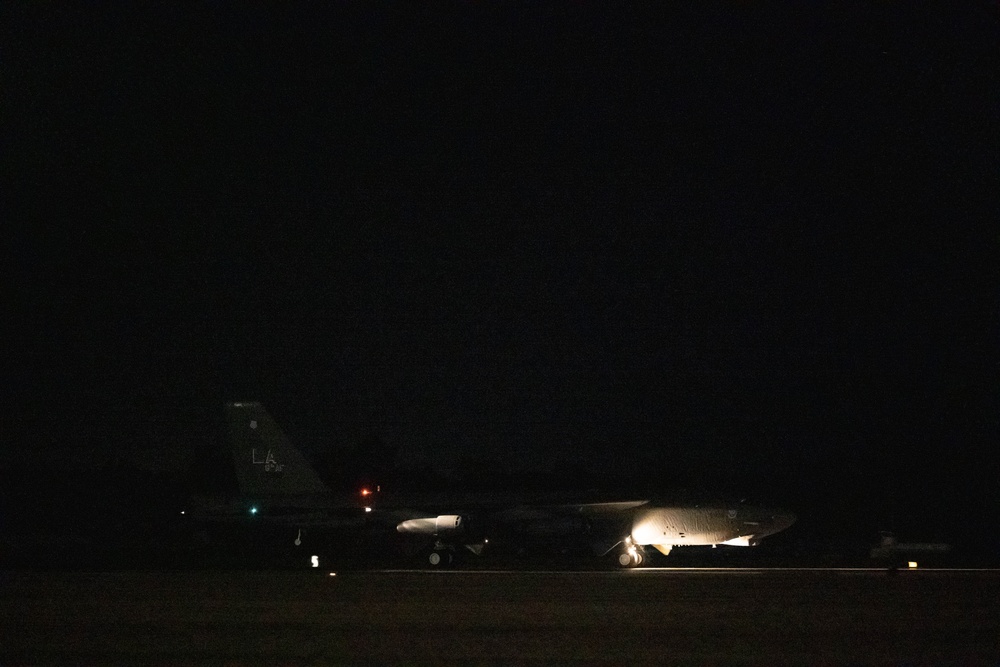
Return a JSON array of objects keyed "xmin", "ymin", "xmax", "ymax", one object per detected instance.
[
  {"xmin": 428, "ymin": 550, "xmax": 455, "ymax": 567},
  {"xmin": 616, "ymin": 537, "xmax": 645, "ymax": 568},
  {"xmin": 426, "ymin": 541, "xmax": 487, "ymax": 567}
]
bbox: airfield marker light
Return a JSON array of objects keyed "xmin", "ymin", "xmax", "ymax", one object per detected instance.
[
  {"xmin": 364, "ymin": 506, "xmax": 372, "ymax": 513},
  {"xmin": 249, "ymin": 506, "xmax": 258, "ymax": 515},
  {"xmin": 329, "ymin": 572, "xmax": 337, "ymax": 577},
  {"xmin": 908, "ymin": 561, "xmax": 918, "ymax": 569},
  {"xmin": 311, "ymin": 555, "xmax": 319, "ymax": 568}
]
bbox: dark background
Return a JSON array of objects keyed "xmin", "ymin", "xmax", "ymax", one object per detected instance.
[{"xmin": 5, "ymin": 2, "xmax": 998, "ymax": 561}]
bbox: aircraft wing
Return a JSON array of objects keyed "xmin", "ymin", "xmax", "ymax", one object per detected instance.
[
  {"xmin": 490, "ymin": 500, "xmax": 649, "ymax": 522},
  {"xmin": 393, "ymin": 499, "xmax": 649, "ymax": 543}
]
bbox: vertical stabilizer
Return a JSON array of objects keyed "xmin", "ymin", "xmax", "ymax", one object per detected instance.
[{"xmin": 225, "ymin": 402, "xmax": 331, "ymax": 497}]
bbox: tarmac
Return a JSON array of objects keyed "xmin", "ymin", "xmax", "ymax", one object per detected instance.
[{"xmin": 2, "ymin": 568, "xmax": 999, "ymax": 665}]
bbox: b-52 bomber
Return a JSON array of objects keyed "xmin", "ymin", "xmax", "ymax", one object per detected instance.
[{"xmin": 187, "ymin": 402, "xmax": 795, "ymax": 567}]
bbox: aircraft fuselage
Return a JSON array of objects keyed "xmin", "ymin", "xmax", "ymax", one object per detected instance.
[{"xmin": 630, "ymin": 505, "xmax": 796, "ymax": 555}]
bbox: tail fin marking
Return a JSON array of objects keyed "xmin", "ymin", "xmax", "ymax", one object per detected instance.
[{"xmin": 225, "ymin": 402, "xmax": 331, "ymax": 497}]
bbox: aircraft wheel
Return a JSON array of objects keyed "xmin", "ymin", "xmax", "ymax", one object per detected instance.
[
  {"xmin": 428, "ymin": 551, "xmax": 454, "ymax": 567},
  {"xmin": 617, "ymin": 551, "xmax": 643, "ymax": 568}
]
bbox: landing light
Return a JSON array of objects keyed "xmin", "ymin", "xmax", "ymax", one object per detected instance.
[
  {"xmin": 249, "ymin": 506, "xmax": 259, "ymax": 515},
  {"xmin": 908, "ymin": 561, "xmax": 918, "ymax": 569}
]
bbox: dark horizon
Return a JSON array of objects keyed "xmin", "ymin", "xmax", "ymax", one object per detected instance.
[{"xmin": 7, "ymin": 2, "xmax": 998, "ymax": 562}]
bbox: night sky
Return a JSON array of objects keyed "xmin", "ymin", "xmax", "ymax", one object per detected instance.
[{"xmin": 7, "ymin": 3, "xmax": 999, "ymax": 548}]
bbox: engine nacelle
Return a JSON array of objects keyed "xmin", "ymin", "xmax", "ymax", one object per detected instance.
[
  {"xmin": 397, "ymin": 514, "xmax": 466, "ymax": 536},
  {"xmin": 435, "ymin": 514, "xmax": 463, "ymax": 534}
]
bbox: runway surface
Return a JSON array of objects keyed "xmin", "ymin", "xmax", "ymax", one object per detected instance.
[{"xmin": 2, "ymin": 568, "xmax": 999, "ymax": 665}]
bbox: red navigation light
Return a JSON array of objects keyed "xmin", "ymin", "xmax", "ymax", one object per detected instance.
[{"xmin": 360, "ymin": 488, "xmax": 371, "ymax": 497}]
